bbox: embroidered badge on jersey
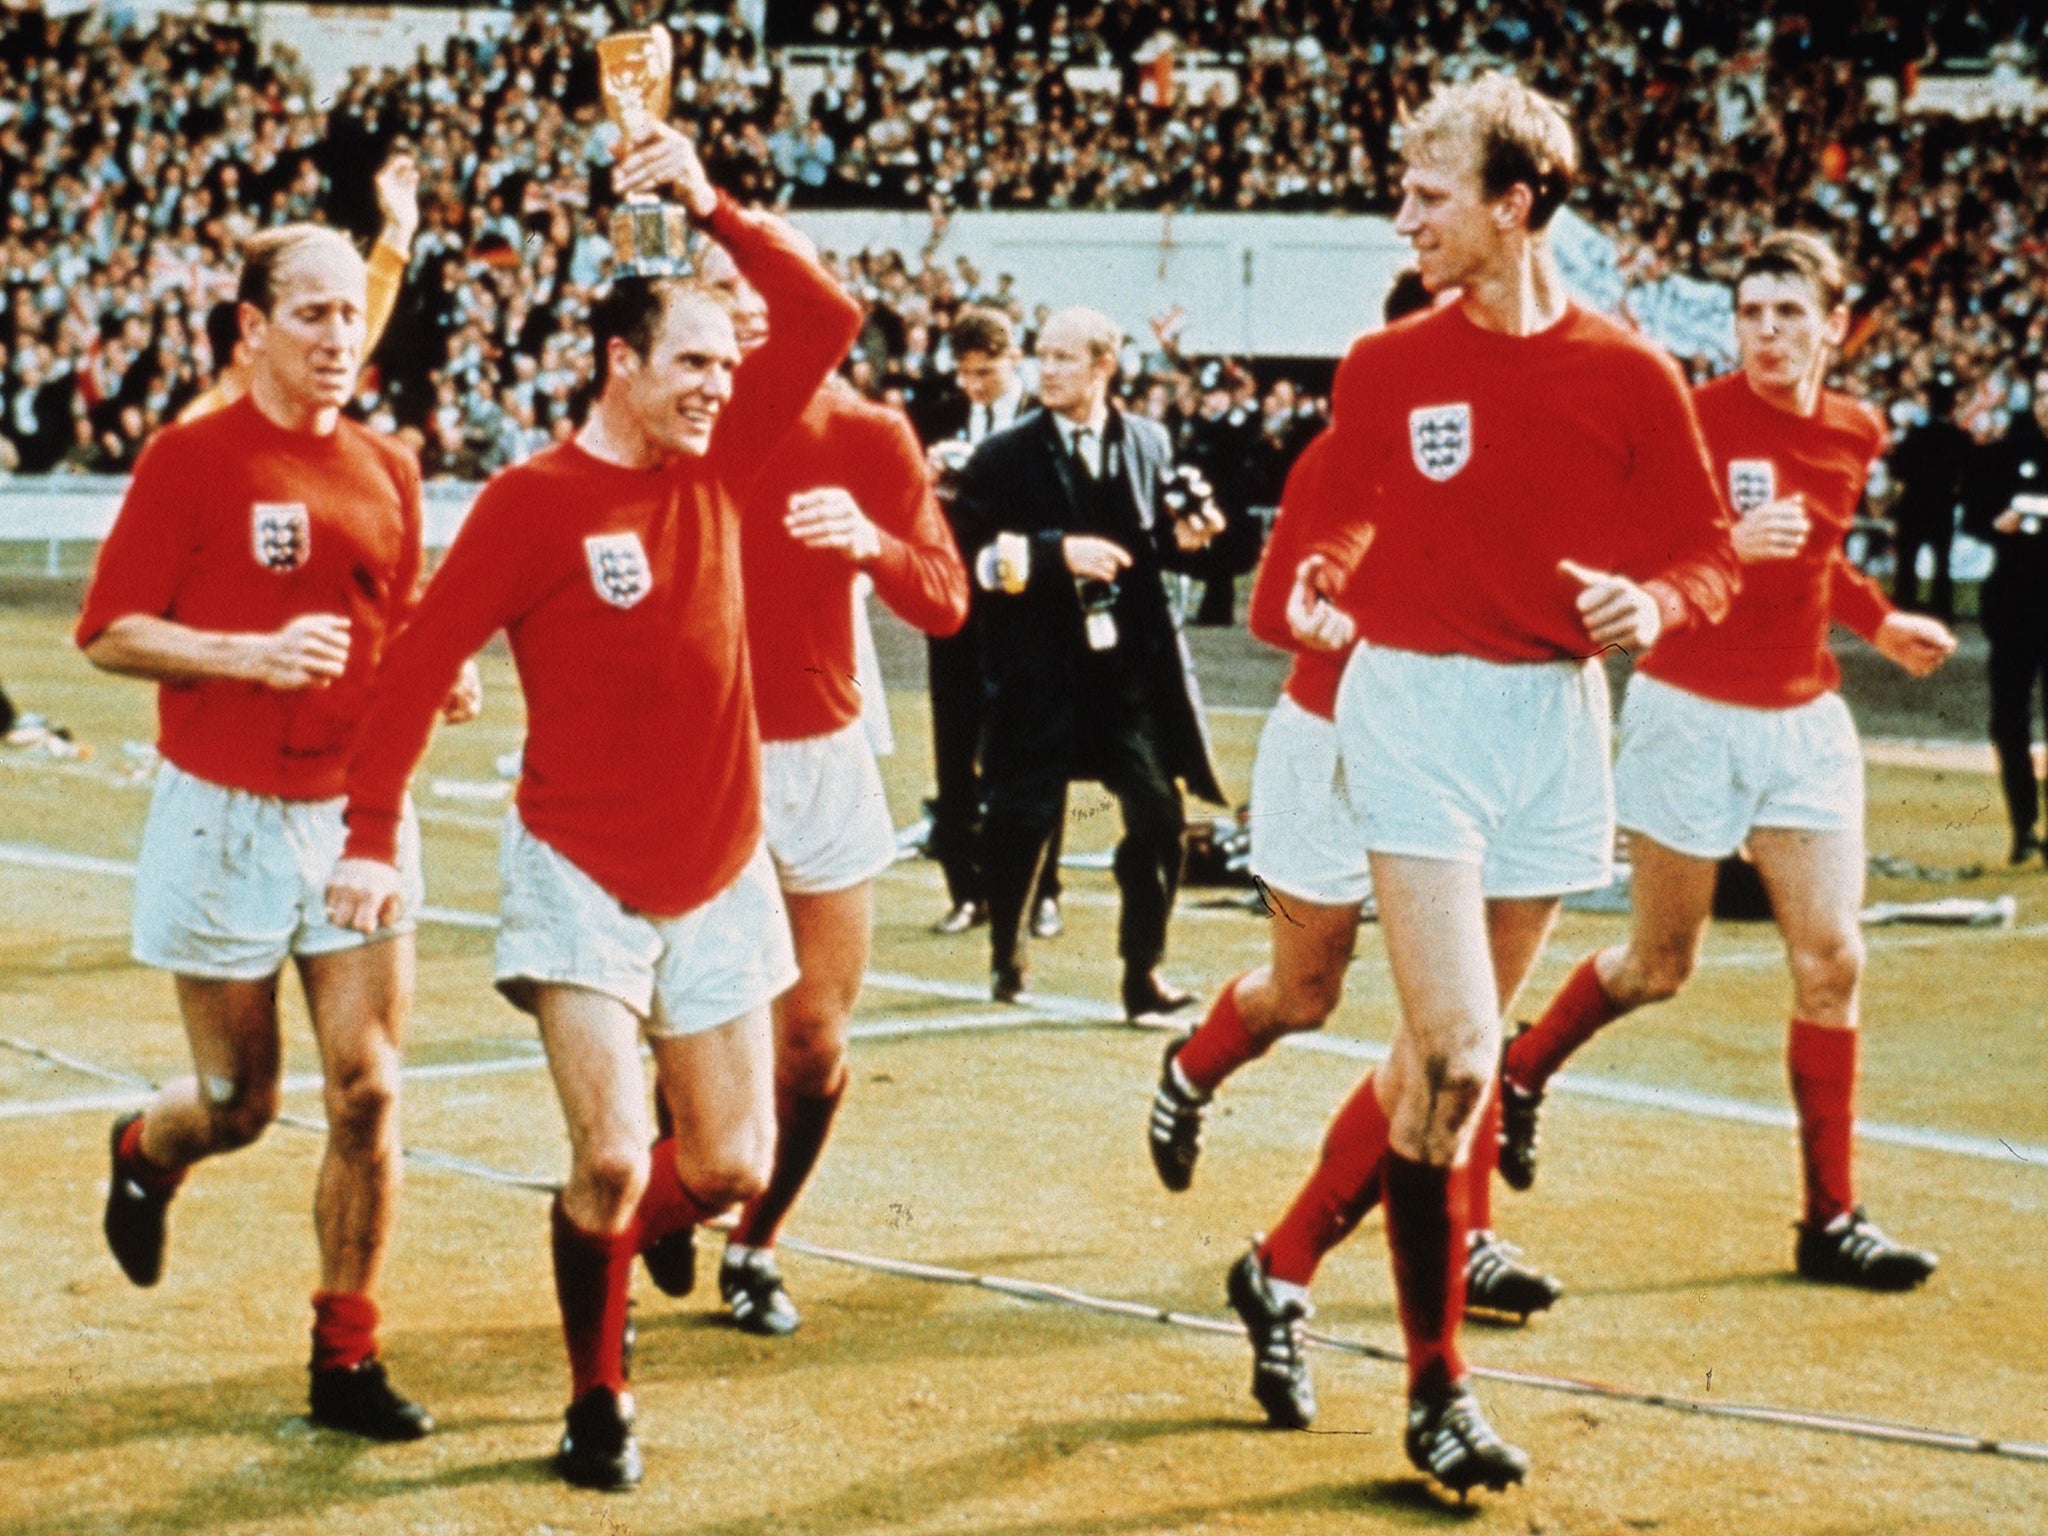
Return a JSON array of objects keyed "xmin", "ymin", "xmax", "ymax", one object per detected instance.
[
  {"xmin": 585, "ymin": 532, "xmax": 652, "ymax": 608},
  {"xmin": 1728, "ymin": 459, "xmax": 1776, "ymax": 514},
  {"xmin": 1409, "ymin": 404, "xmax": 1471, "ymax": 482},
  {"xmin": 251, "ymin": 503, "xmax": 311, "ymax": 572}
]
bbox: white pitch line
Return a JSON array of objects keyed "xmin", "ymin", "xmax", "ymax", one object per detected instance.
[
  {"xmin": 0, "ymin": 1007, "xmax": 1104, "ymax": 1123},
  {"xmin": 4, "ymin": 840, "xmax": 2043, "ymax": 1166}
]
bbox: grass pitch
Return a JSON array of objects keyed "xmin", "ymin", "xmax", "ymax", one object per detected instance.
[{"xmin": 1, "ymin": 600, "xmax": 2044, "ymax": 1535}]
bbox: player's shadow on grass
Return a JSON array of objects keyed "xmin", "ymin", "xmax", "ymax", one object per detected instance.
[
  {"xmin": 672, "ymin": 1411, "xmax": 1478, "ymax": 1536},
  {"xmin": 1564, "ymin": 1267, "xmax": 1794, "ymax": 1302}
]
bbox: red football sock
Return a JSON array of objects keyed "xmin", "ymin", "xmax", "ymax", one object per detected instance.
[
  {"xmin": 551, "ymin": 1196, "xmax": 636, "ymax": 1400},
  {"xmin": 1788, "ymin": 1019, "xmax": 1857, "ymax": 1225},
  {"xmin": 1383, "ymin": 1150, "xmax": 1468, "ymax": 1399},
  {"xmin": 1463, "ymin": 1079, "xmax": 1501, "ymax": 1233},
  {"xmin": 310, "ymin": 1291, "xmax": 380, "ymax": 1372},
  {"xmin": 1174, "ymin": 973, "xmax": 1269, "ymax": 1096},
  {"xmin": 118, "ymin": 1115, "xmax": 185, "ymax": 1197},
  {"xmin": 1507, "ymin": 953, "xmax": 1625, "ymax": 1091},
  {"xmin": 1259, "ymin": 1072, "xmax": 1391, "ymax": 1285},
  {"xmin": 730, "ymin": 1071, "xmax": 847, "ymax": 1250},
  {"xmin": 637, "ymin": 1136, "xmax": 713, "ymax": 1249}
]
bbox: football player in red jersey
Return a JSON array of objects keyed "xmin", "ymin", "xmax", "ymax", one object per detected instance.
[
  {"xmin": 326, "ymin": 123, "xmax": 861, "ymax": 1490},
  {"xmin": 1486, "ymin": 232, "xmax": 1955, "ymax": 1291},
  {"xmin": 79, "ymin": 222, "xmax": 479, "ymax": 1443},
  {"xmin": 635, "ymin": 235, "xmax": 969, "ymax": 1337},
  {"xmin": 1218, "ymin": 74, "xmax": 1740, "ymax": 1496}
]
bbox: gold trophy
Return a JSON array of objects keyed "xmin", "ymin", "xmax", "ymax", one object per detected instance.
[{"xmin": 596, "ymin": 25, "xmax": 696, "ymax": 276}]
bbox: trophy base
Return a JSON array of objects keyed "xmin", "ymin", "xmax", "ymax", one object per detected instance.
[{"xmin": 610, "ymin": 201, "xmax": 698, "ymax": 278}]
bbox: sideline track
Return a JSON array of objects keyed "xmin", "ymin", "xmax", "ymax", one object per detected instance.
[
  {"xmin": 5, "ymin": 838, "xmax": 2046, "ymax": 1168},
  {"xmin": 3, "ymin": 1030, "xmax": 2045, "ymax": 1470}
]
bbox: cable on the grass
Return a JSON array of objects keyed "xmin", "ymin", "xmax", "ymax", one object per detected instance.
[{"xmin": 9, "ymin": 1032, "xmax": 2047, "ymax": 1468}]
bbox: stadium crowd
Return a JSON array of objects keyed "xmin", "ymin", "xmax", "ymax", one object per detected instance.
[{"xmin": 2, "ymin": 0, "xmax": 2047, "ymax": 482}]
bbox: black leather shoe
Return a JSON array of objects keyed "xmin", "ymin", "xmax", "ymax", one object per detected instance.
[
  {"xmin": 1123, "ymin": 970, "xmax": 1195, "ymax": 1024},
  {"xmin": 640, "ymin": 1222, "xmax": 696, "ymax": 1298},
  {"xmin": 934, "ymin": 900, "xmax": 985, "ymax": 934},
  {"xmin": 992, "ymin": 962, "xmax": 1027, "ymax": 1004},
  {"xmin": 309, "ymin": 1359, "xmax": 435, "ymax": 1441},
  {"xmin": 2011, "ymin": 832, "xmax": 2041, "ymax": 866},
  {"xmin": 1029, "ymin": 896, "xmax": 1064, "ymax": 940},
  {"xmin": 104, "ymin": 1113, "xmax": 173, "ymax": 1288}
]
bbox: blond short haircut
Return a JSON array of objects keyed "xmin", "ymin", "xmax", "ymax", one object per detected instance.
[
  {"xmin": 1044, "ymin": 306, "xmax": 1122, "ymax": 363},
  {"xmin": 236, "ymin": 224, "xmax": 366, "ymax": 314},
  {"xmin": 1401, "ymin": 72, "xmax": 1577, "ymax": 231}
]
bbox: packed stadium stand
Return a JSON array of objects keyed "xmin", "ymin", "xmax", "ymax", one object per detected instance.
[{"xmin": 2, "ymin": 1, "xmax": 2045, "ymax": 478}]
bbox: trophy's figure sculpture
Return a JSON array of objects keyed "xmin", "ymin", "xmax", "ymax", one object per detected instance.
[{"xmin": 597, "ymin": 26, "xmax": 696, "ymax": 276}]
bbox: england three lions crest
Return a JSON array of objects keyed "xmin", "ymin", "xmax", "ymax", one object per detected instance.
[
  {"xmin": 251, "ymin": 502, "xmax": 310, "ymax": 572},
  {"xmin": 584, "ymin": 532, "xmax": 652, "ymax": 609},
  {"xmin": 1728, "ymin": 459, "xmax": 1776, "ymax": 514},
  {"xmin": 1409, "ymin": 404, "xmax": 1471, "ymax": 482}
]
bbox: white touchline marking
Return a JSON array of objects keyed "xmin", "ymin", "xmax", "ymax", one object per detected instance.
[{"xmin": 2, "ymin": 841, "xmax": 2041, "ymax": 1165}]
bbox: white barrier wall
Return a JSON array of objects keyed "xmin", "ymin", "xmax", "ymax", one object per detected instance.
[{"xmin": 789, "ymin": 209, "xmax": 1414, "ymax": 360}]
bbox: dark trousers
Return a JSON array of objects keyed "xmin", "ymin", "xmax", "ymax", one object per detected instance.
[
  {"xmin": 983, "ymin": 710, "xmax": 1185, "ymax": 978},
  {"xmin": 1989, "ymin": 624, "xmax": 2048, "ymax": 842},
  {"xmin": 926, "ymin": 631, "xmax": 1060, "ymax": 908},
  {"xmin": 1893, "ymin": 516, "xmax": 1955, "ymax": 619}
]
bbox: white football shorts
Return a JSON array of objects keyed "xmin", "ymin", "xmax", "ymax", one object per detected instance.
[
  {"xmin": 494, "ymin": 814, "xmax": 797, "ymax": 1036},
  {"xmin": 1247, "ymin": 694, "xmax": 1373, "ymax": 907},
  {"xmin": 131, "ymin": 760, "xmax": 424, "ymax": 978},
  {"xmin": 761, "ymin": 718, "xmax": 898, "ymax": 895},
  {"xmin": 1335, "ymin": 642, "xmax": 1614, "ymax": 899},
  {"xmin": 1614, "ymin": 674, "xmax": 1863, "ymax": 859}
]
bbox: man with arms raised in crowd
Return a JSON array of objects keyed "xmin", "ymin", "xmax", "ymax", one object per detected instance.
[
  {"xmin": 1221, "ymin": 75, "xmax": 1738, "ymax": 1494},
  {"xmin": 1489, "ymin": 232, "xmax": 1954, "ymax": 1291},
  {"xmin": 326, "ymin": 123, "xmax": 860, "ymax": 1490},
  {"xmin": 638, "ymin": 234, "xmax": 968, "ymax": 1337},
  {"xmin": 81, "ymin": 221, "xmax": 476, "ymax": 1441}
]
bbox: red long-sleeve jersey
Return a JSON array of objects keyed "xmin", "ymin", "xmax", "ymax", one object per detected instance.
[
  {"xmin": 1246, "ymin": 431, "xmax": 1351, "ymax": 721},
  {"xmin": 76, "ymin": 397, "xmax": 423, "ymax": 800},
  {"xmin": 742, "ymin": 382, "xmax": 967, "ymax": 742},
  {"xmin": 1309, "ymin": 303, "xmax": 1739, "ymax": 661},
  {"xmin": 1640, "ymin": 373, "xmax": 1892, "ymax": 708},
  {"xmin": 342, "ymin": 197, "xmax": 862, "ymax": 917}
]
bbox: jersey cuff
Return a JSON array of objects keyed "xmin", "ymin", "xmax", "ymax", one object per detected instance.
[{"xmin": 342, "ymin": 808, "xmax": 401, "ymax": 866}]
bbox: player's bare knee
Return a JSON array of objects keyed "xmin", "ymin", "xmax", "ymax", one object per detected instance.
[
  {"xmin": 1413, "ymin": 1047, "xmax": 1487, "ymax": 1133},
  {"xmin": 322, "ymin": 1059, "xmax": 398, "ymax": 1149},
  {"xmin": 777, "ymin": 1011, "xmax": 850, "ymax": 1097},
  {"xmin": 202, "ymin": 1074, "xmax": 279, "ymax": 1150},
  {"xmin": 1634, "ymin": 941, "xmax": 1698, "ymax": 1003},
  {"xmin": 574, "ymin": 1141, "xmax": 652, "ymax": 1224},
  {"xmin": 1791, "ymin": 930, "xmax": 1864, "ymax": 1013},
  {"xmin": 689, "ymin": 1148, "xmax": 770, "ymax": 1210}
]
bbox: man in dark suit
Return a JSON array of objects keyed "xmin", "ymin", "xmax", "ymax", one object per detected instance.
[
  {"xmin": 1886, "ymin": 376, "xmax": 1970, "ymax": 619},
  {"xmin": 1963, "ymin": 369, "xmax": 2048, "ymax": 864},
  {"xmin": 918, "ymin": 308, "xmax": 1064, "ymax": 938},
  {"xmin": 952, "ymin": 306, "xmax": 1227, "ymax": 1020}
]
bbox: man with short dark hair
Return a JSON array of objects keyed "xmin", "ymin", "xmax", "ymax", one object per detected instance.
[
  {"xmin": 326, "ymin": 124, "xmax": 860, "ymax": 1491},
  {"xmin": 920, "ymin": 306, "xmax": 1065, "ymax": 938},
  {"xmin": 1491, "ymin": 230, "xmax": 1955, "ymax": 1295}
]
